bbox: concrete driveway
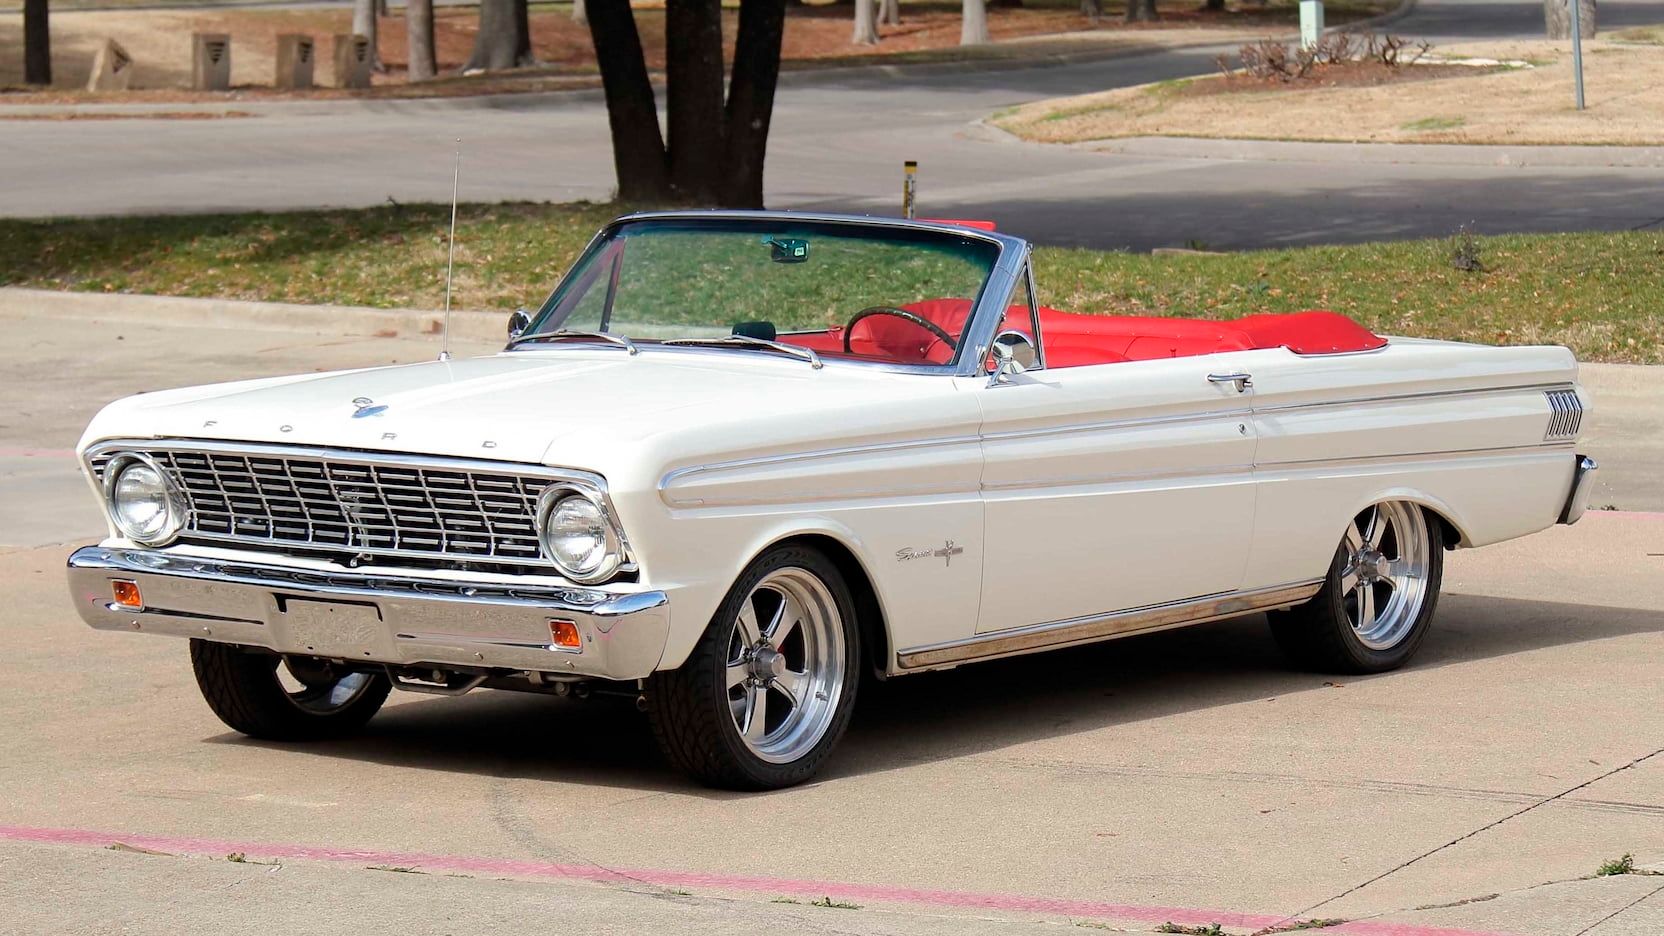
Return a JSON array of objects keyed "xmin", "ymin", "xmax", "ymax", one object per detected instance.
[
  {"xmin": 1, "ymin": 307, "xmax": 1662, "ymax": 936},
  {"xmin": 4, "ymin": 0, "xmax": 1664, "ymax": 249}
]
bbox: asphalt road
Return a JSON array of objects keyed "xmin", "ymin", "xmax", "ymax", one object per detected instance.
[
  {"xmin": 4, "ymin": 0, "xmax": 1664, "ymax": 248},
  {"xmin": 2, "ymin": 312, "xmax": 1663, "ymax": 936}
]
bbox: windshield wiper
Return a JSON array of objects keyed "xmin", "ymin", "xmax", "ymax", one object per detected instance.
[
  {"xmin": 510, "ymin": 329, "xmax": 639, "ymax": 355},
  {"xmin": 661, "ymin": 336, "xmax": 823, "ymax": 370}
]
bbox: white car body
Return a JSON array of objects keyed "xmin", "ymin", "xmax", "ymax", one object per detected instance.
[{"xmin": 65, "ymin": 212, "xmax": 1595, "ymax": 785}]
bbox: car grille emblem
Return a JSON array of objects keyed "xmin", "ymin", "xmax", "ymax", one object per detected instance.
[{"xmin": 351, "ymin": 397, "xmax": 389, "ymax": 419}]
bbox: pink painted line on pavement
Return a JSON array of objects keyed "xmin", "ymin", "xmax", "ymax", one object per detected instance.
[
  {"xmin": 0, "ymin": 824, "xmax": 1515, "ymax": 936},
  {"xmin": 0, "ymin": 447, "xmax": 76, "ymax": 458}
]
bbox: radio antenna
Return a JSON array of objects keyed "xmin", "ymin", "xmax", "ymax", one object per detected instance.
[{"xmin": 439, "ymin": 138, "xmax": 461, "ymax": 362}]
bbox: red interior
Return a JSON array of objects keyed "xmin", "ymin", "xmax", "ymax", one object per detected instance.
[{"xmin": 788, "ymin": 300, "xmax": 1386, "ymax": 367}]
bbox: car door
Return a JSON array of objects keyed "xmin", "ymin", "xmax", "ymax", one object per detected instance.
[{"xmin": 963, "ymin": 278, "xmax": 1262, "ymax": 635}]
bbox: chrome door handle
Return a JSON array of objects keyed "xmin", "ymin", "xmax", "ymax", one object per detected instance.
[{"xmin": 1208, "ymin": 372, "xmax": 1252, "ymax": 392}]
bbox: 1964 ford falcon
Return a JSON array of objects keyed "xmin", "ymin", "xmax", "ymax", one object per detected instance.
[{"xmin": 67, "ymin": 212, "xmax": 1596, "ymax": 789}]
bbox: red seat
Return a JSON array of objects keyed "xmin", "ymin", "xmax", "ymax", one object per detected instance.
[{"xmin": 787, "ymin": 302, "xmax": 1384, "ymax": 368}]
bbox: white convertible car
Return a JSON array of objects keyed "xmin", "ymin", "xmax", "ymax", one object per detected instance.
[{"xmin": 68, "ymin": 212, "xmax": 1596, "ymax": 789}]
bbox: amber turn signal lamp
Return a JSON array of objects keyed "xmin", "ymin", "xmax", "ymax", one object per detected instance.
[
  {"xmin": 111, "ymin": 580, "xmax": 143, "ymax": 610},
  {"xmin": 548, "ymin": 618, "xmax": 582, "ymax": 650}
]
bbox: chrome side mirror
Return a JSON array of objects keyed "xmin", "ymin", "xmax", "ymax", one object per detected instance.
[
  {"xmin": 507, "ymin": 308, "xmax": 531, "ymax": 341},
  {"xmin": 987, "ymin": 330, "xmax": 1036, "ymax": 386}
]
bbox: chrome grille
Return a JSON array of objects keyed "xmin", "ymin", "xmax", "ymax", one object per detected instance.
[
  {"xmin": 1544, "ymin": 389, "xmax": 1584, "ymax": 441},
  {"xmin": 91, "ymin": 444, "xmax": 556, "ymax": 567}
]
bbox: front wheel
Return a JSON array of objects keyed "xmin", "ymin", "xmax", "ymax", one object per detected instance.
[
  {"xmin": 190, "ymin": 640, "xmax": 391, "ymax": 740},
  {"xmin": 1269, "ymin": 502, "xmax": 1444, "ymax": 674},
  {"xmin": 645, "ymin": 545, "xmax": 861, "ymax": 790}
]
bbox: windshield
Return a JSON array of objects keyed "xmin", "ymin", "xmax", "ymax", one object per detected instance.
[{"xmin": 518, "ymin": 218, "xmax": 1002, "ymax": 368}]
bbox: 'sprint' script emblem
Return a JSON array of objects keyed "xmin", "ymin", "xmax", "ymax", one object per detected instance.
[{"xmin": 896, "ymin": 540, "xmax": 965, "ymax": 567}]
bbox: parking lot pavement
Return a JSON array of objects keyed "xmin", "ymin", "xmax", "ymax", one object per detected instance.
[{"xmin": 0, "ymin": 309, "xmax": 1661, "ymax": 934}]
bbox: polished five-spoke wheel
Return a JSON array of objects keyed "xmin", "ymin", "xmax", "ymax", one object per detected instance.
[
  {"xmin": 725, "ymin": 569, "xmax": 848, "ymax": 764},
  {"xmin": 1340, "ymin": 502, "xmax": 1433, "ymax": 651},
  {"xmin": 1270, "ymin": 501, "xmax": 1444, "ymax": 673},
  {"xmin": 647, "ymin": 545, "xmax": 861, "ymax": 790}
]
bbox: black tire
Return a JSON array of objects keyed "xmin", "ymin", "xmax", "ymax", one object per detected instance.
[
  {"xmin": 189, "ymin": 640, "xmax": 391, "ymax": 741},
  {"xmin": 645, "ymin": 545, "xmax": 862, "ymax": 790},
  {"xmin": 1269, "ymin": 507, "xmax": 1444, "ymax": 674}
]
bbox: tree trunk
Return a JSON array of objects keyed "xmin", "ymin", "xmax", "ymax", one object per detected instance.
[
  {"xmin": 961, "ymin": 0, "xmax": 989, "ymax": 44},
  {"xmin": 665, "ymin": 0, "xmax": 726, "ymax": 204},
  {"xmin": 1080, "ymin": 0, "xmax": 1102, "ymax": 20},
  {"xmin": 1124, "ymin": 0, "xmax": 1159, "ymax": 21},
  {"xmin": 23, "ymin": 0, "xmax": 50, "ymax": 85},
  {"xmin": 1543, "ymin": 0, "xmax": 1596, "ymax": 38},
  {"xmin": 852, "ymin": 0, "xmax": 878, "ymax": 44},
  {"xmin": 585, "ymin": 0, "xmax": 669, "ymax": 201},
  {"xmin": 880, "ymin": 0, "xmax": 900, "ymax": 26},
  {"xmin": 514, "ymin": 0, "xmax": 534, "ymax": 63},
  {"xmin": 724, "ymin": 0, "xmax": 787, "ymax": 207},
  {"xmin": 573, "ymin": 0, "xmax": 588, "ymax": 27},
  {"xmin": 406, "ymin": 0, "xmax": 437, "ymax": 81},
  {"xmin": 352, "ymin": 0, "xmax": 384, "ymax": 72},
  {"xmin": 464, "ymin": 0, "xmax": 525, "ymax": 71}
]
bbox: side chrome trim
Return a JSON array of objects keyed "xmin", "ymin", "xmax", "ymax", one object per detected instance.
[
  {"xmin": 979, "ymin": 406, "xmax": 1254, "ymax": 443},
  {"xmin": 895, "ymin": 580, "xmax": 1323, "ymax": 670},
  {"xmin": 1256, "ymin": 441, "xmax": 1576, "ymax": 473},
  {"xmin": 1254, "ymin": 381, "xmax": 1576, "ymax": 415},
  {"xmin": 658, "ymin": 434, "xmax": 983, "ymax": 505},
  {"xmin": 1559, "ymin": 454, "xmax": 1598, "ymax": 525}
]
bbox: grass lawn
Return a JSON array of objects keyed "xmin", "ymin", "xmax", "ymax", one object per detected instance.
[
  {"xmin": 0, "ymin": 202, "xmax": 1658, "ymax": 364},
  {"xmin": 993, "ymin": 39, "xmax": 1664, "ymax": 146}
]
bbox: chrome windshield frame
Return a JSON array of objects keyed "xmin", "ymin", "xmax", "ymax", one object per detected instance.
[{"xmin": 504, "ymin": 210, "xmax": 1029, "ymax": 378}]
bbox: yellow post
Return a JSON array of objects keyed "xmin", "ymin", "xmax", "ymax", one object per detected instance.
[{"xmin": 902, "ymin": 161, "xmax": 917, "ymax": 220}]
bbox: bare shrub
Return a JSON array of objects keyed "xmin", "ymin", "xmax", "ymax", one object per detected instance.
[{"xmin": 1221, "ymin": 33, "xmax": 1434, "ymax": 83}]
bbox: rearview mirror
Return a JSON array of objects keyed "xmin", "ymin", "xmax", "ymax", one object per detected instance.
[{"xmin": 507, "ymin": 308, "xmax": 531, "ymax": 341}]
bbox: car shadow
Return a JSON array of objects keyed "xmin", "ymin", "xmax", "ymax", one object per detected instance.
[{"xmin": 207, "ymin": 592, "xmax": 1664, "ymax": 795}]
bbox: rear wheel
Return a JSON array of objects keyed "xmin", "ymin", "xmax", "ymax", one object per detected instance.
[
  {"xmin": 190, "ymin": 640, "xmax": 391, "ymax": 740},
  {"xmin": 645, "ymin": 545, "xmax": 861, "ymax": 790},
  {"xmin": 1269, "ymin": 502, "xmax": 1443, "ymax": 674}
]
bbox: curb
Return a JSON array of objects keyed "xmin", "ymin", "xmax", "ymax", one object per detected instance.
[
  {"xmin": 0, "ymin": 287, "xmax": 510, "ymax": 346},
  {"xmin": 1071, "ymin": 135, "xmax": 1664, "ymax": 168}
]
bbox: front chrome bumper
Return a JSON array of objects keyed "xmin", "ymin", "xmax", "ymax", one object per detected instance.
[
  {"xmin": 1559, "ymin": 454, "xmax": 1599, "ymax": 525},
  {"xmin": 66, "ymin": 546, "xmax": 670, "ymax": 680}
]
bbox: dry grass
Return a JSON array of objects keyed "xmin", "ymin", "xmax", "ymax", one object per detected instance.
[
  {"xmin": 0, "ymin": 0, "xmax": 1388, "ymax": 96},
  {"xmin": 993, "ymin": 39, "xmax": 1664, "ymax": 146}
]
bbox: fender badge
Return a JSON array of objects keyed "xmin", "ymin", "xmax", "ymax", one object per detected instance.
[{"xmin": 896, "ymin": 540, "xmax": 965, "ymax": 567}]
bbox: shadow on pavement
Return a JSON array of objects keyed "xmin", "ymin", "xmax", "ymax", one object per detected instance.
[{"xmin": 207, "ymin": 592, "xmax": 1664, "ymax": 794}]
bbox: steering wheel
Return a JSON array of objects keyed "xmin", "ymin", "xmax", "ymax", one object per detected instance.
[{"xmin": 842, "ymin": 306, "xmax": 958, "ymax": 355}]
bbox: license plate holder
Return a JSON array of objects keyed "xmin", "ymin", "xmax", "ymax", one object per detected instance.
[{"xmin": 274, "ymin": 596, "xmax": 389, "ymax": 660}]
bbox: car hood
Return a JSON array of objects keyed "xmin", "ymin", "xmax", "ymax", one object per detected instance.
[{"xmin": 81, "ymin": 349, "xmax": 964, "ymax": 471}]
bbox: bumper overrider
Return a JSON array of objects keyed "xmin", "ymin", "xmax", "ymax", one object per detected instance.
[
  {"xmin": 1559, "ymin": 454, "xmax": 1599, "ymax": 525},
  {"xmin": 66, "ymin": 546, "xmax": 671, "ymax": 680}
]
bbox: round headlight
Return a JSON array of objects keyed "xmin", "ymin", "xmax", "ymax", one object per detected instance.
[
  {"xmin": 537, "ymin": 488, "xmax": 622, "ymax": 583},
  {"xmin": 104, "ymin": 455, "xmax": 184, "ymax": 545}
]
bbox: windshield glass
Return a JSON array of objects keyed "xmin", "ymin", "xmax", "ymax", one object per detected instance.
[{"xmin": 519, "ymin": 218, "xmax": 1002, "ymax": 368}]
